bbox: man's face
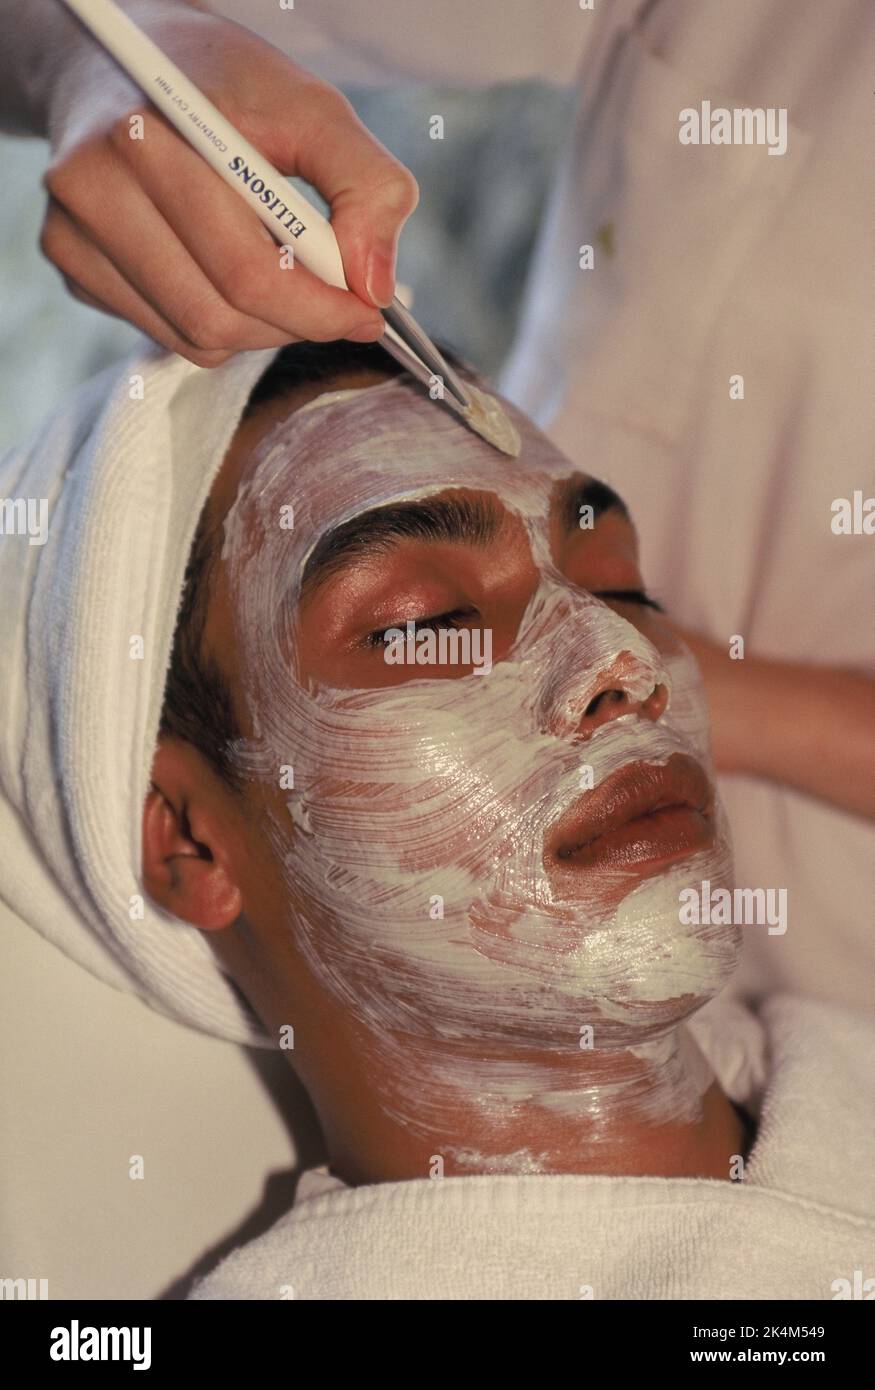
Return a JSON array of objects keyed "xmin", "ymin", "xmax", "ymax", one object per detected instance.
[{"xmin": 205, "ymin": 375, "xmax": 739, "ymax": 1064}]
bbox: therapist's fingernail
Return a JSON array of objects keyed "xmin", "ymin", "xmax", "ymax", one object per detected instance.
[{"xmin": 365, "ymin": 244, "xmax": 396, "ymax": 308}]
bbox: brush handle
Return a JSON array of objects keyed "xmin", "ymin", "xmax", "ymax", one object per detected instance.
[{"xmin": 57, "ymin": 0, "xmax": 348, "ymax": 288}]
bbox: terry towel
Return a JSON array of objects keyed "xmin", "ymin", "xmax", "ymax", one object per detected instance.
[
  {"xmin": 0, "ymin": 339, "xmax": 279, "ymax": 1046},
  {"xmin": 188, "ymin": 995, "xmax": 875, "ymax": 1300}
]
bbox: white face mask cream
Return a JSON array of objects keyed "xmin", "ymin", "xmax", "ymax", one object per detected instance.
[{"xmin": 220, "ymin": 377, "xmax": 740, "ymax": 1166}]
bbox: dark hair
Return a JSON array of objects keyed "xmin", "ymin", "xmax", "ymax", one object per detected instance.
[{"xmin": 158, "ymin": 337, "xmax": 467, "ymax": 788}]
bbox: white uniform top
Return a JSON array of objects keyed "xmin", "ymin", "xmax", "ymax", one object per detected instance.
[{"xmin": 202, "ymin": 0, "xmax": 875, "ymax": 1010}]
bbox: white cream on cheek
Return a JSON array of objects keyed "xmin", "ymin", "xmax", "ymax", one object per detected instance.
[{"xmin": 221, "ymin": 378, "xmax": 740, "ymax": 1161}]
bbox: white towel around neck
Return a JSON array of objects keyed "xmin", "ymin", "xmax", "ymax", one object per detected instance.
[
  {"xmin": 188, "ymin": 995, "xmax": 875, "ymax": 1300},
  {"xmin": 0, "ymin": 340, "xmax": 279, "ymax": 1046}
]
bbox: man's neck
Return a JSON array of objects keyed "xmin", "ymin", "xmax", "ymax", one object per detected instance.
[{"xmin": 321, "ymin": 1025, "xmax": 749, "ymax": 1187}]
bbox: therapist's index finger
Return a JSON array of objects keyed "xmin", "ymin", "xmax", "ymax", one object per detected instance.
[{"xmin": 260, "ymin": 79, "xmax": 420, "ymax": 310}]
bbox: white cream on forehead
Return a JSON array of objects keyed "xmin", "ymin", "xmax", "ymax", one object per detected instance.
[
  {"xmin": 221, "ymin": 377, "xmax": 739, "ymax": 1161},
  {"xmin": 295, "ymin": 379, "xmax": 522, "ymax": 457},
  {"xmin": 296, "ymin": 384, "xmax": 375, "ymax": 414}
]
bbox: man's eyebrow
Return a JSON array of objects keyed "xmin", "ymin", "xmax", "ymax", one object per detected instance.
[
  {"xmin": 300, "ymin": 492, "xmax": 500, "ymax": 597},
  {"xmin": 559, "ymin": 476, "xmax": 629, "ymax": 531}
]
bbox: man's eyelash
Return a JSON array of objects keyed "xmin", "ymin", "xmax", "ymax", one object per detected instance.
[
  {"xmin": 363, "ymin": 608, "xmax": 475, "ymax": 649},
  {"xmin": 593, "ymin": 588, "xmax": 665, "ymax": 612}
]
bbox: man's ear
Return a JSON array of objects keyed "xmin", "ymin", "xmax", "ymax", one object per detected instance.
[{"xmin": 142, "ymin": 736, "xmax": 244, "ymax": 930}]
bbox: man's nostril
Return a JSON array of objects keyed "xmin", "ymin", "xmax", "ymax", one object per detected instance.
[{"xmin": 584, "ymin": 688, "xmax": 626, "ymax": 718}]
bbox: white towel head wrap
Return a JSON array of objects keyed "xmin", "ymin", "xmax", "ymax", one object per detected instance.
[{"xmin": 0, "ymin": 341, "xmax": 280, "ymax": 1046}]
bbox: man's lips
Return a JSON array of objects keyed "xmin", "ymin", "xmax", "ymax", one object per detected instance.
[{"xmin": 545, "ymin": 753, "xmax": 714, "ymax": 874}]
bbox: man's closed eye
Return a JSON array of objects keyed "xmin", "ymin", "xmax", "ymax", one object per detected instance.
[{"xmin": 361, "ymin": 589, "xmax": 664, "ymax": 653}]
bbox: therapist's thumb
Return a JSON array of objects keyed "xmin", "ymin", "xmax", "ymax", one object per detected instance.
[
  {"xmin": 331, "ymin": 162, "xmax": 420, "ymax": 309},
  {"xmin": 280, "ymin": 83, "xmax": 420, "ymax": 310}
]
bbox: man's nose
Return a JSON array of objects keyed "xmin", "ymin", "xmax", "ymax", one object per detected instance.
[{"xmin": 576, "ymin": 679, "xmax": 669, "ymax": 739}]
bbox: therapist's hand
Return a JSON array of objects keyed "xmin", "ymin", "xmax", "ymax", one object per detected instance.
[
  {"xmin": 678, "ymin": 627, "xmax": 875, "ymax": 821},
  {"xmin": 38, "ymin": 0, "xmax": 418, "ymax": 364}
]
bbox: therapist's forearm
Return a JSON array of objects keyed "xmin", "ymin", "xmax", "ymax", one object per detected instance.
[
  {"xmin": 0, "ymin": 0, "xmax": 78, "ymax": 135},
  {"xmin": 0, "ymin": 0, "xmax": 188, "ymax": 136},
  {"xmin": 684, "ymin": 633, "xmax": 875, "ymax": 819},
  {"xmin": 735, "ymin": 661, "xmax": 875, "ymax": 817}
]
